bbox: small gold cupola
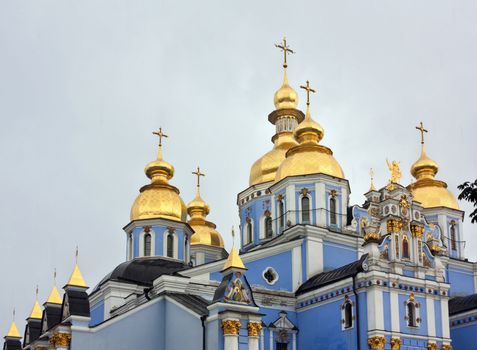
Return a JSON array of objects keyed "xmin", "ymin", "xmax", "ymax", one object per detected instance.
[
  {"xmin": 65, "ymin": 248, "xmax": 88, "ymax": 289},
  {"xmin": 187, "ymin": 167, "xmax": 224, "ymax": 248},
  {"xmin": 275, "ymin": 80, "xmax": 344, "ymax": 182},
  {"xmin": 249, "ymin": 38, "xmax": 305, "ymax": 186},
  {"xmin": 222, "ymin": 227, "xmax": 246, "ymax": 272},
  {"xmin": 5, "ymin": 309, "xmax": 21, "ymax": 338},
  {"xmin": 28, "ymin": 286, "xmax": 43, "ymax": 320},
  {"xmin": 130, "ymin": 128, "xmax": 187, "ymax": 222},
  {"xmin": 408, "ymin": 122, "xmax": 459, "ymax": 209}
]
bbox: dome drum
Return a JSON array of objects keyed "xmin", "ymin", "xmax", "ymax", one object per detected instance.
[{"xmin": 268, "ymin": 108, "xmax": 305, "ymax": 125}]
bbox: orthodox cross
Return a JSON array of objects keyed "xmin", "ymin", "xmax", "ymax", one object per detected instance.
[
  {"xmin": 152, "ymin": 127, "xmax": 168, "ymax": 147},
  {"xmin": 192, "ymin": 166, "xmax": 205, "ymax": 188},
  {"xmin": 369, "ymin": 168, "xmax": 376, "ymax": 191},
  {"xmin": 275, "ymin": 37, "xmax": 294, "ymax": 69},
  {"xmin": 300, "ymin": 80, "xmax": 316, "ymax": 106},
  {"xmin": 415, "ymin": 121, "xmax": 428, "ymax": 145}
]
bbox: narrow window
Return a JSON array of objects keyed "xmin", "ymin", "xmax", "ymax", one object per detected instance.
[
  {"xmin": 407, "ymin": 302, "xmax": 416, "ymax": 327},
  {"xmin": 278, "ymin": 200, "xmax": 284, "ymax": 229},
  {"xmin": 265, "ymin": 217, "xmax": 273, "ymax": 238},
  {"xmin": 402, "ymin": 236, "xmax": 410, "ymax": 259},
  {"xmin": 395, "ymin": 235, "xmax": 400, "ymax": 258},
  {"xmin": 330, "ymin": 196, "xmax": 337, "ymax": 225},
  {"xmin": 144, "ymin": 233, "xmax": 152, "ymax": 257},
  {"xmin": 450, "ymin": 224, "xmax": 457, "ymax": 251},
  {"xmin": 276, "ymin": 343, "xmax": 288, "ymax": 350},
  {"xmin": 166, "ymin": 233, "xmax": 174, "ymax": 258},
  {"xmin": 344, "ymin": 302, "xmax": 353, "ymax": 329},
  {"xmin": 128, "ymin": 233, "xmax": 133, "ymax": 259},
  {"xmin": 247, "ymin": 220, "xmax": 253, "ymax": 244},
  {"xmin": 301, "ymin": 196, "xmax": 310, "ymax": 223}
]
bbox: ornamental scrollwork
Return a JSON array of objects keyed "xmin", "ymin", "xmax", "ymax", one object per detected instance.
[
  {"xmin": 411, "ymin": 224, "xmax": 424, "ymax": 238},
  {"xmin": 368, "ymin": 336, "xmax": 386, "ymax": 350},
  {"xmin": 221, "ymin": 319, "xmax": 241, "ymax": 335},
  {"xmin": 390, "ymin": 338, "xmax": 401, "ymax": 350},
  {"xmin": 49, "ymin": 333, "xmax": 71, "ymax": 347},
  {"xmin": 387, "ymin": 219, "xmax": 403, "ymax": 233},
  {"xmin": 427, "ymin": 343, "xmax": 438, "ymax": 350},
  {"xmin": 247, "ymin": 322, "xmax": 262, "ymax": 337}
]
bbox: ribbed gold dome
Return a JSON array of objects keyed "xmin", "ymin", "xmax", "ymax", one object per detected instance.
[
  {"xmin": 187, "ymin": 190, "xmax": 224, "ymax": 248},
  {"xmin": 408, "ymin": 145, "xmax": 458, "ymax": 210},
  {"xmin": 275, "ymin": 104, "xmax": 344, "ymax": 182},
  {"xmin": 274, "ymin": 70, "xmax": 298, "ymax": 110},
  {"xmin": 130, "ymin": 142, "xmax": 187, "ymax": 222},
  {"xmin": 249, "ymin": 132, "xmax": 298, "ymax": 185}
]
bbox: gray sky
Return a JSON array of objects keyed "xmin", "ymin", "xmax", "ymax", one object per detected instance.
[{"xmin": 1, "ymin": 0, "xmax": 476, "ymax": 336}]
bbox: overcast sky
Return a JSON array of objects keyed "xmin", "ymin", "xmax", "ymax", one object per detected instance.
[{"xmin": 1, "ymin": 0, "xmax": 476, "ymax": 335}]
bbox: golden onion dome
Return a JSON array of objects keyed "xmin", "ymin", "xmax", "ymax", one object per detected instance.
[
  {"xmin": 275, "ymin": 99, "xmax": 344, "ymax": 182},
  {"xmin": 408, "ymin": 144, "xmax": 459, "ymax": 210},
  {"xmin": 130, "ymin": 132, "xmax": 187, "ymax": 222},
  {"xmin": 187, "ymin": 176, "xmax": 224, "ymax": 248},
  {"xmin": 274, "ymin": 69, "xmax": 299, "ymax": 110}
]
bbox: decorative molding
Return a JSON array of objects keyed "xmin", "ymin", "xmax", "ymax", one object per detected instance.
[
  {"xmin": 368, "ymin": 336, "xmax": 386, "ymax": 350},
  {"xmin": 441, "ymin": 345, "xmax": 452, "ymax": 350},
  {"xmin": 222, "ymin": 319, "xmax": 241, "ymax": 335},
  {"xmin": 49, "ymin": 333, "xmax": 71, "ymax": 347},
  {"xmin": 390, "ymin": 338, "xmax": 401, "ymax": 350},
  {"xmin": 387, "ymin": 219, "xmax": 403, "ymax": 233},
  {"xmin": 247, "ymin": 322, "xmax": 262, "ymax": 337},
  {"xmin": 411, "ymin": 224, "xmax": 424, "ymax": 238},
  {"xmin": 427, "ymin": 343, "xmax": 438, "ymax": 350}
]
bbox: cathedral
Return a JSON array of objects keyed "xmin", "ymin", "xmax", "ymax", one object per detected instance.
[{"xmin": 3, "ymin": 40, "xmax": 477, "ymax": 350}]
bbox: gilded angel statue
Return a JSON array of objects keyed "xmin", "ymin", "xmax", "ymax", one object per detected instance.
[{"xmin": 386, "ymin": 159, "xmax": 402, "ymax": 185}]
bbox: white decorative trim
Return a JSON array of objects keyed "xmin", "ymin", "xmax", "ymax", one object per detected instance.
[
  {"xmin": 163, "ymin": 229, "xmax": 178, "ymax": 259},
  {"xmin": 262, "ymin": 267, "xmax": 279, "ymax": 285},
  {"xmin": 139, "ymin": 229, "xmax": 156, "ymax": 257}
]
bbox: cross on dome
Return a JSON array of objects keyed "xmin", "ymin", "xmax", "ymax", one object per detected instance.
[
  {"xmin": 192, "ymin": 166, "xmax": 205, "ymax": 189},
  {"xmin": 300, "ymin": 80, "xmax": 316, "ymax": 106},
  {"xmin": 415, "ymin": 121, "xmax": 428, "ymax": 145},
  {"xmin": 152, "ymin": 127, "xmax": 168, "ymax": 147},
  {"xmin": 275, "ymin": 37, "xmax": 294, "ymax": 69}
]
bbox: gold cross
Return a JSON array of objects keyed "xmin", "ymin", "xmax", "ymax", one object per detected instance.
[
  {"xmin": 300, "ymin": 80, "xmax": 316, "ymax": 106},
  {"xmin": 415, "ymin": 121, "xmax": 428, "ymax": 145},
  {"xmin": 152, "ymin": 127, "xmax": 168, "ymax": 147},
  {"xmin": 192, "ymin": 166, "xmax": 205, "ymax": 188},
  {"xmin": 275, "ymin": 37, "xmax": 294, "ymax": 69}
]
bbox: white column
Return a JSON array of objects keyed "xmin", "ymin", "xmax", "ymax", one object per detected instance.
[
  {"xmin": 315, "ymin": 183, "xmax": 326, "ymax": 226},
  {"xmin": 286, "ymin": 184, "xmax": 296, "ymax": 225},
  {"xmin": 367, "ymin": 287, "xmax": 384, "ymax": 331},
  {"xmin": 306, "ymin": 236, "xmax": 323, "ymax": 278},
  {"xmin": 224, "ymin": 335, "xmax": 238, "ymax": 350},
  {"xmin": 248, "ymin": 336, "xmax": 259, "ymax": 350},
  {"xmin": 292, "ymin": 333, "xmax": 297, "ymax": 350},
  {"xmin": 441, "ymin": 299, "xmax": 450, "ymax": 338},
  {"xmin": 260, "ymin": 330, "xmax": 264, "ymax": 350},
  {"xmin": 426, "ymin": 296, "xmax": 436, "ymax": 337},
  {"xmin": 292, "ymin": 245, "xmax": 303, "ymax": 291},
  {"xmin": 390, "ymin": 291, "xmax": 400, "ymax": 332},
  {"xmin": 269, "ymin": 330, "xmax": 273, "ymax": 350}
]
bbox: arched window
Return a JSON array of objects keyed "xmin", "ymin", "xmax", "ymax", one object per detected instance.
[
  {"xmin": 166, "ymin": 233, "xmax": 174, "ymax": 258},
  {"xmin": 402, "ymin": 236, "xmax": 410, "ymax": 259},
  {"xmin": 344, "ymin": 301, "xmax": 353, "ymax": 329},
  {"xmin": 144, "ymin": 233, "xmax": 152, "ymax": 257},
  {"xmin": 407, "ymin": 302, "xmax": 417, "ymax": 327},
  {"xmin": 278, "ymin": 200, "xmax": 284, "ymax": 230},
  {"xmin": 330, "ymin": 196, "xmax": 337, "ymax": 225},
  {"xmin": 450, "ymin": 223, "xmax": 457, "ymax": 251},
  {"xmin": 265, "ymin": 216, "xmax": 273, "ymax": 238},
  {"xmin": 301, "ymin": 196, "xmax": 310, "ymax": 223},
  {"xmin": 246, "ymin": 220, "xmax": 253, "ymax": 244}
]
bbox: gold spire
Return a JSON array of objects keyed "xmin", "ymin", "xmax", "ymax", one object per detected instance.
[
  {"xmin": 66, "ymin": 247, "xmax": 88, "ymax": 288},
  {"xmin": 273, "ymin": 37, "xmax": 298, "ymax": 110},
  {"xmin": 28, "ymin": 286, "xmax": 42, "ymax": 319},
  {"xmin": 222, "ymin": 227, "xmax": 246, "ymax": 271},
  {"xmin": 46, "ymin": 270, "xmax": 62, "ymax": 305},
  {"xmin": 130, "ymin": 128, "xmax": 187, "ymax": 222},
  {"xmin": 275, "ymin": 79, "xmax": 344, "ymax": 182},
  {"xmin": 408, "ymin": 122, "xmax": 458, "ymax": 209},
  {"xmin": 369, "ymin": 168, "xmax": 376, "ymax": 191},
  {"xmin": 188, "ymin": 167, "xmax": 224, "ymax": 248},
  {"xmin": 6, "ymin": 309, "xmax": 20, "ymax": 338}
]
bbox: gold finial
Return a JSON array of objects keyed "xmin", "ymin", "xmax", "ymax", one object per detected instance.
[
  {"xmin": 47, "ymin": 270, "xmax": 62, "ymax": 304},
  {"xmin": 66, "ymin": 247, "xmax": 88, "ymax": 288},
  {"xmin": 300, "ymin": 80, "xmax": 316, "ymax": 106},
  {"xmin": 222, "ymin": 226, "xmax": 246, "ymax": 271},
  {"xmin": 152, "ymin": 127, "xmax": 168, "ymax": 147},
  {"xmin": 6, "ymin": 308, "xmax": 21, "ymax": 338},
  {"xmin": 369, "ymin": 168, "xmax": 376, "ymax": 191},
  {"xmin": 415, "ymin": 121, "xmax": 428, "ymax": 145},
  {"xmin": 29, "ymin": 286, "xmax": 43, "ymax": 319},
  {"xmin": 192, "ymin": 166, "xmax": 205, "ymax": 189},
  {"xmin": 275, "ymin": 37, "xmax": 294, "ymax": 69},
  {"xmin": 75, "ymin": 245, "xmax": 79, "ymax": 263},
  {"xmin": 386, "ymin": 159, "xmax": 402, "ymax": 190}
]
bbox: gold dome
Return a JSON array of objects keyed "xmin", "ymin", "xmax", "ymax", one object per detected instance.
[
  {"xmin": 130, "ymin": 134, "xmax": 187, "ymax": 222},
  {"xmin": 187, "ymin": 172, "xmax": 224, "ymax": 248},
  {"xmin": 249, "ymin": 132, "xmax": 298, "ymax": 185},
  {"xmin": 408, "ymin": 145, "xmax": 458, "ymax": 210},
  {"xmin": 274, "ymin": 69, "xmax": 298, "ymax": 110},
  {"xmin": 275, "ymin": 102, "xmax": 344, "ymax": 182}
]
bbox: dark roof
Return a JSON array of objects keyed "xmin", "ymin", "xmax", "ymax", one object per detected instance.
[
  {"xmin": 93, "ymin": 257, "xmax": 189, "ymax": 293},
  {"xmin": 63, "ymin": 289, "xmax": 90, "ymax": 318},
  {"xmin": 23, "ymin": 319, "xmax": 41, "ymax": 346},
  {"xmin": 166, "ymin": 292, "xmax": 209, "ymax": 316},
  {"xmin": 449, "ymin": 293, "xmax": 477, "ymax": 316},
  {"xmin": 41, "ymin": 304, "xmax": 62, "ymax": 331},
  {"xmin": 296, "ymin": 254, "xmax": 368, "ymax": 296},
  {"xmin": 3, "ymin": 339, "xmax": 22, "ymax": 350}
]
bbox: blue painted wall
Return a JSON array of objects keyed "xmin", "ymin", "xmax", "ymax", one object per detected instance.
[
  {"xmin": 447, "ymin": 267, "xmax": 475, "ymax": 296},
  {"xmin": 245, "ymin": 250, "xmax": 293, "ymax": 291},
  {"xmin": 89, "ymin": 300, "xmax": 104, "ymax": 326},
  {"xmin": 451, "ymin": 322, "xmax": 477, "ymax": 350},
  {"xmin": 323, "ymin": 242, "xmax": 357, "ymax": 271}
]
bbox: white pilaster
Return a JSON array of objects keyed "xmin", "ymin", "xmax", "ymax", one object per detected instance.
[
  {"xmin": 367, "ymin": 287, "xmax": 384, "ymax": 331},
  {"xmin": 306, "ymin": 236, "xmax": 323, "ymax": 278},
  {"xmin": 390, "ymin": 291, "xmax": 400, "ymax": 332},
  {"xmin": 248, "ymin": 336, "xmax": 259, "ymax": 350},
  {"xmin": 441, "ymin": 299, "xmax": 450, "ymax": 338},
  {"xmin": 315, "ymin": 183, "xmax": 326, "ymax": 226},
  {"xmin": 292, "ymin": 245, "xmax": 303, "ymax": 291},
  {"xmin": 224, "ymin": 335, "xmax": 238, "ymax": 350},
  {"xmin": 426, "ymin": 296, "xmax": 436, "ymax": 337},
  {"xmin": 286, "ymin": 184, "xmax": 296, "ymax": 225}
]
